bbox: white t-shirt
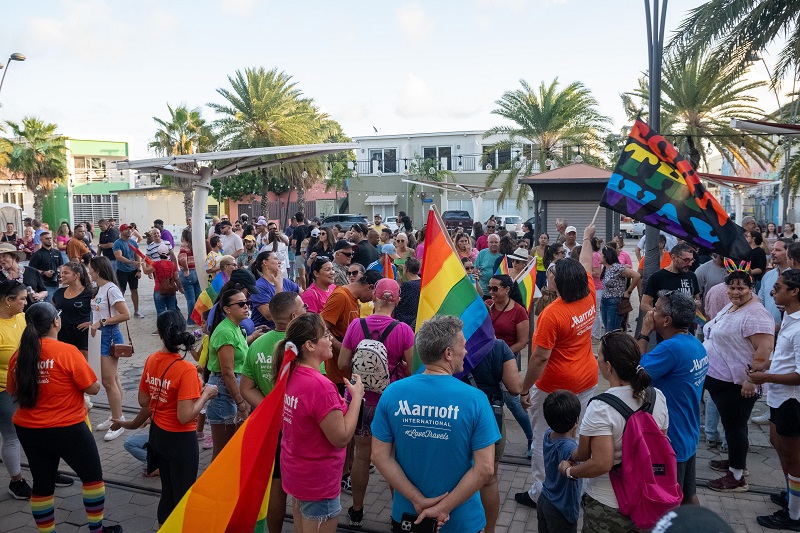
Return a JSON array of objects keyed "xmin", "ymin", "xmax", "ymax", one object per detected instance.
[
  {"xmin": 92, "ymin": 283, "xmax": 125, "ymax": 322},
  {"xmin": 703, "ymin": 301, "xmax": 774, "ymax": 384},
  {"xmin": 768, "ymin": 310, "xmax": 800, "ymax": 408},
  {"xmin": 261, "ymin": 240, "xmax": 289, "ymax": 277},
  {"xmin": 637, "ymin": 234, "xmax": 678, "ymax": 253},
  {"xmin": 219, "ymin": 232, "xmax": 243, "ymax": 256},
  {"xmin": 580, "ymin": 385, "xmax": 669, "ymax": 508}
]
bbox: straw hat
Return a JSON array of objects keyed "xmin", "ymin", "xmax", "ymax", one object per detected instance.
[
  {"xmin": 0, "ymin": 242, "xmax": 26, "ymax": 262},
  {"xmin": 508, "ymin": 247, "xmax": 531, "ymax": 262}
]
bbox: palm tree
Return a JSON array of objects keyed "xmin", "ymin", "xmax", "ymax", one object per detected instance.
[
  {"xmin": 4, "ymin": 117, "xmax": 67, "ymax": 221},
  {"xmin": 670, "ymin": 0, "xmax": 800, "ymax": 86},
  {"xmin": 483, "ymin": 78, "xmax": 611, "ymax": 207},
  {"xmin": 149, "ymin": 104, "xmax": 215, "ymax": 218},
  {"xmin": 623, "ymin": 49, "xmax": 775, "ymax": 171}
]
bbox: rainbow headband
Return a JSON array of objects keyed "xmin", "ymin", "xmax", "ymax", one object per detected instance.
[{"xmin": 723, "ymin": 258, "xmax": 751, "ymax": 274}]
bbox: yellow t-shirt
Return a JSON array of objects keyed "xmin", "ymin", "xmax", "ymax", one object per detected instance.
[
  {"xmin": 359, "ymin": 301, "xmax": 374, "ymax": 318},
  {"xmin": 0, "ymin": 314, "xmax": 26, "ymax": 392}
]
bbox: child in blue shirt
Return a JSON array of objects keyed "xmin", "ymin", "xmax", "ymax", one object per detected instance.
[{"xmin": 538, "ymin": 390, "xmax": 582, "ymax": 533}]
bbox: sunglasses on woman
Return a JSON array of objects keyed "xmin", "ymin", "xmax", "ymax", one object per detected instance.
[{"xmin": 348, "ymin": 270, "xmax": 361, "ymax": 276}]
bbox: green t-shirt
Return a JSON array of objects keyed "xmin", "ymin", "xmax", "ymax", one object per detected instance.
[
  {"xmin": 242, "ymin": 330, "xmax": 286, "ymax": 395},
  {"xmin": 208, "ymin": 318, "xmax": 249, "ymax": 374}
]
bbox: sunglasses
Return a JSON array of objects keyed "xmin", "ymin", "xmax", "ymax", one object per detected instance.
[
  {"xmin": 228, "ymin": 301, "xmax": 250, "ymax": 309},
  {"xmin": 487, "ymin": 226, "xmax": 497, "ymax": 229},
  {"xmin": 348, "ymin": 270, "xmax": 361, "ymax": 276},
  {"xmin": 464, "ymin": 266, "xmax": 474, "ymax": 270},
  {"xmin": 488, "ymin": 286, "xmax": 504, "ymax": 292},
  {"xmin": 339, "ymin": 252, "xmax": 353, "ymax": 257}
]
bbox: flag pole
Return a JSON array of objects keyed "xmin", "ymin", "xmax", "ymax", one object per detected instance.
[{"xmin": 590, "ymin": 205, "xmax": 602, "ymax": 226}]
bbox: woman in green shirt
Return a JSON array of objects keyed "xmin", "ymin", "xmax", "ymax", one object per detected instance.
[{"xmin": 206, "ymin": 287, "xmax": 251, "ymax": 458}]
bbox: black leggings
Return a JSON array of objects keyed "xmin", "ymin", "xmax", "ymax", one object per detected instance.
[
  {"xmin": 15, "ymin": 422, "xmax": 103, "ymax": 495},
  {"xmin": 705, "ymin": 376, "xmax": 758, "ymax": 470},
  {"xmin": 150, "ymin": 422, "xmax": 199, "ymax": 524}
]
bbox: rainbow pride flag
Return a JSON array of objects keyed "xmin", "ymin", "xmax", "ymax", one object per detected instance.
[
  {"xmin": 190, "ymin": 273, "xmax": 225, "ymax": 325},
  {"xmin": 159, "ymin": 343, "xmax": 297, "ymax": 532},
  {"xmin": 495, "ymin": 255, "xmax": 509, "ymax": 276},
  {"xmin": 383, "ymin": 256, "xmax": 395, "ymax": 280},
  {"xmin": 514, "ymin": 259, "xmax": 542, "ymax": 311},
  {"xmin": 413, "ymin": 207, "xmax": 494, "ymax": 377},
  {"xmin": 695, "ymin": 309, "xmax": 707, "ymax": 328}
]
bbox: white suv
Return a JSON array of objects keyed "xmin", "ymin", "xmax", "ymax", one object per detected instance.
[{"xmin": 496, "ymin": 215, "xmax": 521, "ymax": 236}]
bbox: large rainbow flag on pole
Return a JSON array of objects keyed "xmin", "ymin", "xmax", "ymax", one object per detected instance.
[
  {"xmin": 159, "ymin": 343, "xmax": 298, "ymax": 532},
  {"xmin": 514, "ymin": 259, "xmax": 542, "ymax": 311},
  {"xmin": 190, "ymin": 273, "xmax": 225, "ymax": 325},
  {"xmin": 413, "ymin": 206, "xmax": 494, "ymax": 377}
]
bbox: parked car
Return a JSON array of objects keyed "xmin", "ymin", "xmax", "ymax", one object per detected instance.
[
  {"xmin": 320, "ymin": 213, "xmax": 369, "ymax": 229},
  {"xmin": 496, "ymin": 215, "xmax": 521, "ymax": 236},
  {"xmin": 619, "ymin": 217, "xmax": 646, "ymax": 238},
  {"xmin": 384, "ymin": 216, "xmax": 399, "ymax": 232},
  {"xmin": 442, "ymin": 210, "xmax": 474, "ymax": 234}
]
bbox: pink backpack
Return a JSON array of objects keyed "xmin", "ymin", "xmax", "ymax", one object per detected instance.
[{"xmin": 591, "ymin": 388, "xmax": 682, "ymax": 529}]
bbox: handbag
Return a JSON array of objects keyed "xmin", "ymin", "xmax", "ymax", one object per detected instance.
[
  {"xmin": 145, "ymin": 358, "xmax": 181, "ymax": 474},
  {"xmin": 533, "ymin": 288, "xmax": 556, "ymax": 315},
  {"xmin": 617, "ymin": 296, "xmax": 634, "ymax": 315},
  {"xmin": 158, "ymin": 264, "xmax": 179, "ymax": 296},
  {"xmin": 107, "ymin": 293, "xmax": 134, "ymax": 358}
]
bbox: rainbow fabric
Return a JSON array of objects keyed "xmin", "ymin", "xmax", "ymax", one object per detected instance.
[
  {"xmin": 383, "ymin": 256, "xmax": 395, "ymax": 280},
  {"xmin": 159, "ymin": 343, "xmax": 297, "ymax": 532},
  {"xmin": 515, "ymin": 259, "xmax": 542, "ymax": 311},
  {"xmin": 495, "ymin": 255, "xmax": 509, "ymax": 275},
  {"xmin": 695, "ymin": 309, "xmax": 707, "ymax": 328},
  {"xmin": 190, "ymin": 273, "xmax": 225, "ymax": 326},
  {"xmin": 413, "ymin": 207, "xmax": 494, "ymax": 377}
]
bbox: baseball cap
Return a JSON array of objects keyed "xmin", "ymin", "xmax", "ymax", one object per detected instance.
[
  {"xmin": 243, "ymin": 234, "xmax": 256, "ymax": 242},
  {"xmin": 218, "ymin": 220, "xmax": 232, "ymax": 227},
  {"xmin": 651, "ymin": 506, "xmax": 734, "ymax": 533},
  {"xmin": 157, "ymin": 243, "xmax": 170, "ymax": 256},
  {"xmin": 334, "ymin": 239, "xmax": 353, "ymax": 252},
  {"xmin": 381, "ymin": 243, "xmax": 398, "ymax": 258},
  {"xmin": 119, "ymin": 224, "xmax": 131, "ymax": 232},
  {"xmin": 375, "ymin": 278, "xmax": 400, "ymax": 304},
  {"xmin": 566, "ymin": 226, "xmax": 577, "ymax": 234},
  {"xmin": 256, "ymin": 217, "xmax": 268, "ymax": 227},
  {"xmin": 229, "ymin": 268, "xmax": 260, "ymax": 294},
  {"xmin": 311, "ymin": 228, "xmax": 321, "ymax": 237}
]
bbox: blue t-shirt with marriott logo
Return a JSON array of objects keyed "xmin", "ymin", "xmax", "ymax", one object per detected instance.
[{"xmin": 372, "ymin": 374, "xmax": 500, "ymax": 532}]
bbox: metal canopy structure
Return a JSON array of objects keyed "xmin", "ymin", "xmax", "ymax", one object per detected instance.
[
  {"xmin": 401, "ymin": 179, "xmax": 502, "ymax": 223},
  {"xmin": 115, "ymin": 142, "xmax": 359, "ymax": 288}
]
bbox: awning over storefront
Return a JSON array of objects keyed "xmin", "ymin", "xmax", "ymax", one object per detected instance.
[{"xmin": 364, "ymin": 195, "xmax": 398, "ymax": 205}]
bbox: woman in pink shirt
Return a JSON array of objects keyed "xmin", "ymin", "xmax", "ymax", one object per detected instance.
[
  {"xmin": 274, "ymin": 313, "xmax": 364, "ymax": 532},
  {"xmin": 301, "ymin": 258, "xmax": 336, "ymax": 313},
  {"xmin": 590, "ymin": 236, "xmax": 605, "ymax": 339}
]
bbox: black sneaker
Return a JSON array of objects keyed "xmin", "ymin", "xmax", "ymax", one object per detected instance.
[
  {"xmin": 757, "ymin": 510, "xmax": 800, "ymax": 531},
  {"xmin": 55, "ymin": 473, "xmax": 74, "ymax": 487},
  {"xmin": 772, "ymin": 490, "xmax": 789, "ymax": 509},
  {"xmin": 348, "ymin": 506, "xmax": 364, "ymax": 527},
  {"xmin": 514, "ymin": 491, "xmax": 537, "ymax": 508},
  {"xmin": 102, "ymin": 526, "xmax": 123, "ymax": 533},
  {"xmin": 341, "ymin": 474, "xmax": 352, "ymax": 495},
  {"xmin": 8, "ymin": 479, "xmax": 32, "ymax": 500}
]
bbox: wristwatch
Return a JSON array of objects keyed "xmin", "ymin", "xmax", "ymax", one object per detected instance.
[
  {"xmin": 101, "ymin": 318, "xmax": 107, "ymax": 326},
  {"xmin": 636, "ymin": 333, "xmax": 651, "ymax": 342}
]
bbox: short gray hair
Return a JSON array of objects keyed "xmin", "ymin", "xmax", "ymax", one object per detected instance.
[
  {"xmin": 416, "ymin": 315, "xmax": 463, "ymax": 364},
  {"xmin": 556, "ymin": 218, "xmax": 567, "ymax": 229},
  {"xmin": 656, "ymin": 290, "xmax": 695, "ymax": 329}
]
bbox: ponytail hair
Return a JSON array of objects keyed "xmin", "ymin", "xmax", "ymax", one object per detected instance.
[
  {"xmin": 14, "ymin": 303, "xmax": 61, "ymax": 408},
  {"xmin": 599, "ymin": 331, "xmax": 652, "ymax": 400},
  {"xmin": 209, "ymin": 287, "xmax": 245, "ymax": 335},
  {"xmin": 62, "ymin": 261, "xmax": 91, "ymax": 289},
  {"xmin": 271, "ymin": 313, "xmax": 327, "ymax": 383},
  {"xmin": 157, "ymin": 310, "xmax": 196, "ymax": 354}
]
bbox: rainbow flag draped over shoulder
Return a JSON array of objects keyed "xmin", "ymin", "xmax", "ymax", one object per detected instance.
[
  {"xmin": 413, "ymin": 207, "xmax": 494, "ymax": 377},
  {"xmin": 514, "ymin": 259, "xmax": 541, "ymax": 311},
  {"xmin": 495, "ymin": 255, "xmax": 509, "ymax": 275},
  {"xmin": 600, "ymin": 119, "xmax": 750, "ymax": 260},
  {"xmin": 159, "ymin": 343, "xmax": 298, "ymax": 532},
  {"xmin": 190, "ymin": 273, "xmax": 225, "ymax": 325}
]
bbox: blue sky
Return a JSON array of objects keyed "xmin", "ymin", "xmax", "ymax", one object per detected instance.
[{"xmin": 1, "ymin": 0, "xmax": 788, "ymax": 159}]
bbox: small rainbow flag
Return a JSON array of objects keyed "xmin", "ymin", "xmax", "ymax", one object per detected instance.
[
  {"xmin": 383, "ymin": 256, "xmax": 395, "ymax": 280},
  {"xmin": 695, "ymin": 309, "xmax": 707, "ymax": 328},
  {"xmin": 515, "ymin": 259, "xmax": 542, "ymax": 311},
  {"xmin": 159, "ymin": 343, "xmax": 297, "ymax": 532},
  {"xmin": 495, "ymin": 255, "xmax": 509, "ymax": 276},
  {"xmin": 413, "ymin": 206, "xmax": 494, "ymax": 377},
  {"xmin": 190, "ymin": 273, "xmax": 225, "ymax": 325}
]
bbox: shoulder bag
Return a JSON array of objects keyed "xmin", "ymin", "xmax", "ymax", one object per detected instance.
[{"xmin": 107, "ymin": 291, "xmax": 134, "ymax": 358}]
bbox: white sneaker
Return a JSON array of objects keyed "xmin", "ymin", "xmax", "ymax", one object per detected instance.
[
  {"xmin": 751, "ymin": 411, "xmax": 770, "ymax": 424},
  {"xmin": 134, "ymin": 311, "xmax": 145, "ymax": 318},
  {"xmin": 95, "ymin": 416, "xmax": 113, "ymax": 431},
  {"xmin": 104, "ymin": 426, "xmax": 125, "ymax": 441}
]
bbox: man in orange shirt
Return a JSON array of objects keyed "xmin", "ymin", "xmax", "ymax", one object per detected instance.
[
  {"xmin": 66, "ymin": 224, "xmax": 90, "ymax": 263},
  {"xmin": 320, "ymin": 269, "xmax": 381, "ymax": 394},
  {"xmin": 515, "ymin": 224, "xmax": 599, "ymax": 509}
]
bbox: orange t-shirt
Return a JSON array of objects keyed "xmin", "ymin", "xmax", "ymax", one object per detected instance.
[
  {"xmin": 8, "ymin": 338, "xmax": 97, "ymax": 428},
  {"xmin": 637, "ymin": 251, "xmax": 671, "ymax": 271},
  {"xmin": 139, "ymin": 352, "xmax": 202, "ymax": 433},
  {"xmin": 320, "ymin": 286, "xmax": 359, "ymax": 384},
  {"xmin": 533, "ymin": 272, "xmax": 599, "ymax": 394},
  {"xmin": 66, "ymin": 238, "xmax": 90, "ymax": 261}
]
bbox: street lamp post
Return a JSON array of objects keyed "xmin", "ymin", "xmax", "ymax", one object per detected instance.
[{"xmin": 0, "ymin": 53, "xmax": 26, "ymax": 98}]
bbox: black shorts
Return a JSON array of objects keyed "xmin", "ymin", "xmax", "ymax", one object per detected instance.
[
  {"xmin": 676, "ymin": 454, "xmax": 697, "ymax": 500},
  {"xmin": 771, "ymin": 399, "xmax": 800, "ymax": 437},
  {"xmin": 116, "ymin": 269, "xmax": 139, "ymax": 292}
]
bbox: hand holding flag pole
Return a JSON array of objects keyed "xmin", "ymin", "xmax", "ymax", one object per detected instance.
[{"xmin": 128, "ymin": 243, "xmax": 154, "ymax": 266}]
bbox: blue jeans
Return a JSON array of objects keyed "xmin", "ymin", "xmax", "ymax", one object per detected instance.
[
  {"xmin": 504, "ymin": 390, "xmax": 533, "ymax": 447},
  {"xmin": 124, "ymin": 432, "xmax": 149, "ymax": 466},
  {"xmin": 45, "ymin": 285, "xmax": 58, "ymax": 303},
  {"xmin": 180, "ymin": 270, "xmax": 201, "ymax": 324},
  {"xmin": 704, "ymin": 390, "xmax": 727, "ymax": 446},
  {"xmin": 601, "ymin": 297, "xmax": 623, "ymax": 332},
  {"xmin": 153, "ymin": 291, "xmax": 178, "ymax": 316}
]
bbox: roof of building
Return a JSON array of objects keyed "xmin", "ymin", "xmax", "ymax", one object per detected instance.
[{"xmin": 519, "ymin": 162, "xmax": 612, "ymax": 184}]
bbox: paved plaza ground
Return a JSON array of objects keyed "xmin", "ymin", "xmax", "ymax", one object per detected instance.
[{"xmin": 0, "ymin": 274, "xmax": 790, "ymax": 532}]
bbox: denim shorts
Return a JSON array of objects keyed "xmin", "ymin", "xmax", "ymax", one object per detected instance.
[
  {"xmin": 295, "ymin": 495, "xmax": 341, "ymax": 522},
  {"xmin": 100, "ymin": 324, "xmax": 124, "ymax": 357},
  {"xmin": 205, "ymin": 373, "xmax": 240, "ymax": 425}
]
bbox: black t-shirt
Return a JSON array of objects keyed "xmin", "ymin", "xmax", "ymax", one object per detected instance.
[
  {"xmin": 28, "ymin": 247, "xmax": 63, "ymax": 286},
  {"xmin": 292, "ymin": 224, "xmax": 308, "ymax": 255},
  {"xmin": 395, "ymin": 279, "xmax": 421, "ymax": 329},
  {"xmin": 52, "ymin": 287, "xmax": 92, "ymax": 350},
  {"xmin": 461, "ymin": 339, "xmax": 514, "ymax": 401},
  {"xmin": 99, "ymin": 227, "xmax": 120, "ymax": 260},
  {"xmin": 351, "ymin": 239, "xmax": 379, "ymax": 269},
  {"xmin": 0, "ymin": 233, "xmax": 16, "ymax": 243},
  {"xmin": 644, "ymin": 268, "xmax": 700, "ymax": 307},
  {"xmin": 746, "ymin": 246, "xmax": 768, "ymax": 282}
]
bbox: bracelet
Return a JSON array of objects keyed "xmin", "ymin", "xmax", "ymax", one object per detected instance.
[
  {"xmin": 520, "ymin": 392, "xmax": 530, "ymax": 396},
  {"xmin": 566, "ymin": 466, "xmax": 577, "ymax": 480}
]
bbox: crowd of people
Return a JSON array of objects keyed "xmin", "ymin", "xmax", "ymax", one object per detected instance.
[{"xmin": 0, "ymin": 210, "xmax": 798, "ymax": 533}]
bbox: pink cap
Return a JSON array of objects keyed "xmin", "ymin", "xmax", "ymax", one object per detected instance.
[{"xmin": 374, "ymin": 278, "xmax": 400, "ymax": 304}]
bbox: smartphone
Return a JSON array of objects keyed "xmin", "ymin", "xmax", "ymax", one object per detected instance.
[{"xmin": 400, "ymin": 513, "xmax": 438, "ymax": 533}]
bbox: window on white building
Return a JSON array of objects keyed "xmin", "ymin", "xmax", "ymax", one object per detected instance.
[
  {"xmin": 368, "ymin": 148, "xmax": 397, "ymax": 174},
  {"xmin": 72, "ymin": 193, "xmax": 118, "ymax": 223},
  {"xmin": 422, "ymin": 146, "xmax": 452, "ymax": 170}
]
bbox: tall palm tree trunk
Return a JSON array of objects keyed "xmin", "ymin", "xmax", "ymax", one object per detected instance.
[
  {"xmin": 183, "ymin": 186, "xmax": 194, "ymax": 219},
  {"xmin": 296, "ymin": 186, "xmax": 306, "ymax": 214}
]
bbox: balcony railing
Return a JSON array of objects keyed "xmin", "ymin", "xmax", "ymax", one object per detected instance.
[{"xmin": 351, "ymin": 156, "xmax": 545, "ymax": 176}]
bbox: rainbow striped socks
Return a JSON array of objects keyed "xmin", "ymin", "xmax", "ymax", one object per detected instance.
[
  {"xmin": 82, "ymin": 481, "xmax": 105, "ymax": 533},
  {"xmin": 788, "ymin": 474, "xmax": 800, "ymax": 521},
  {"xmin": 30, "ymin": 494, "xmax": 55, "ymax": 533}
]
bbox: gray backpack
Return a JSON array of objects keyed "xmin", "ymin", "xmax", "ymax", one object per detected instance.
[{"xmin": 352, "ymin": 319, "xmax": 401, "ymax": 393}]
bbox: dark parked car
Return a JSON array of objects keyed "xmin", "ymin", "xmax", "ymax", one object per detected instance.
[
  {"xmin": 442, "ymin": 210, "xmax": 474, "ymax": 234},
  {"xmin": 320, "ymin": 214, "xmax": 369, "ymax": 229}
]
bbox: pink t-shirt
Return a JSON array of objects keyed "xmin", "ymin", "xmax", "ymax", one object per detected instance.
[
  {"xmin": 342, "ymin": 315, "xmax": 415, "ymax": 405},
  {"xmin": 281, "ymin": 365, "xmax": 347, "ymax": 500},
  {"xmin": 618, "ymin": 250, "xmax": 632, "ymax": 267},
  {"xmin": 301, "ymin": 282, "xmax": 335, "ymax": 313},
  {"xmin": 592, "ymin": 252, "xmax": 604, "ymax": 290},
  {"xmin": 476, "ymin": 234, "xmax": 488, "ymax": 251}
]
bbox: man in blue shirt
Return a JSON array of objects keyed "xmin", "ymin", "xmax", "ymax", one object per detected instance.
[
  {"xmin": 371, "ymin": 315, "xmax": 499, "ymax": 532},
  {"xmin": 475, "ymin": 234, "xmax": 502, "ymax": 294},
  {"xmin": 112, "ymin": 224, "xmax": 143, "ymax": 318},
  {"xmin": 638, "ymin": 290, "xmax": 708, "ymax": 504}
]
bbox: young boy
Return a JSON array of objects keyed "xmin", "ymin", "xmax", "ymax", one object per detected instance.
[{"xmin": 538, "ymin": 390, "xmax": 582, "ymax": 533}]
